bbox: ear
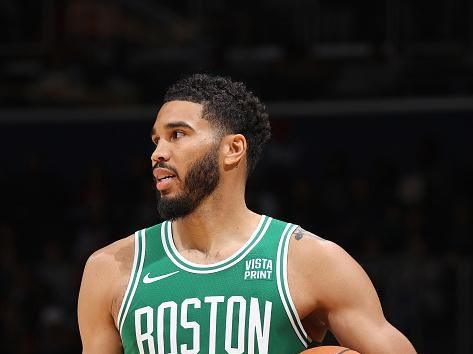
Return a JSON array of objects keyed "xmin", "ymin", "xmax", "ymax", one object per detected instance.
[{"xmin": 221, "ymin": 134, "xmax": 247, "ymax": 168}]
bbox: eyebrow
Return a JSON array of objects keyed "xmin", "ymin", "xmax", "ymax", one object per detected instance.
[{"xmin": 150, "ymin": 121, "xmax": 195, "ymax": 136}]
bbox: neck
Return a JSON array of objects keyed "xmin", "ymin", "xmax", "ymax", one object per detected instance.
[{"xmin": 171, "ymin": 188, "xmax": 260, "ymax": 254}]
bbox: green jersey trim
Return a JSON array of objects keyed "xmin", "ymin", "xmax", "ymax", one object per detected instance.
[
  {"xmin": 276, "ymin": 223, "xmax": 310, "ymax": 347},
  {"xmin": 117, "ymin": 229, "xmax": 146, "ymax": 335},
  {"xmin": 162, "ymin": 215, "xmax": 272, "ymax": 273},
  {"xmin": 116, "ymin": 231, "xmax": 140, "ymax": 330}
]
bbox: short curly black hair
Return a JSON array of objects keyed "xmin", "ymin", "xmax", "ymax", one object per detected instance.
[{"xmin": 164, "ymin": 74, "xmax": 271, "ymax": 175}]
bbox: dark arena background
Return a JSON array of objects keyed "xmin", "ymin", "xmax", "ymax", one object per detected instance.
[{"xmin": 1, "ymin": 1, "xmax": 472, "ymax": 353}]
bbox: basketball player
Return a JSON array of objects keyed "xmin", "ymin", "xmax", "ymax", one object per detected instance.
[{"xmin": 78, "ymin": 74, "xmax": 417, "ymax": 354}]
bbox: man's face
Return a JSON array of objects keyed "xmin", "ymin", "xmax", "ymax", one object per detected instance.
[{"xmin": 150, "ymin": 101, "xmax": 221, "ymax": 220}]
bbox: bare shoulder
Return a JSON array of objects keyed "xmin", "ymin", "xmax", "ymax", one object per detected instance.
[
  {"xmin": 292, "ymin": 226, "xmax": 328, "ymax": 243},
  {"xmin": 288, "ymin": 227, "xmax": 417, "ymax": 353},
  {"xmin": 287, "ymin": 226, "xmax": 372, "ymax": 314},
  {"xmin": 80, "ymin": 235, "xmax": 136, "ymax": 321},
  {"xmin": 289, "ymin": 226, "xmax": 368, "ymax": 283},
  {"xmin": 289, "ymin": 226, "xmax": 348, "ymax": 265},
  {"xmin": 85, "ymin": 234, "xmax": 135, "ymax": 273},
  {"xmin": 78, "ymin": 235, "xmax": 135, "ymax": 353}
]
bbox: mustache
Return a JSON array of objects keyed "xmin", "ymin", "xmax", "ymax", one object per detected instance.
[{"xmin": 152, "ymin": 161, "xmax": 179, "ymax": 179}]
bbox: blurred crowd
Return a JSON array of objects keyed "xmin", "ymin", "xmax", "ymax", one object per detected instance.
[
  {"xmin": 1, "ymin": 0, "xmax": 473, "ymax": 107},
  {"xmin": 0, "ymin": 114, "xmax": 472, "ymax": 354}
]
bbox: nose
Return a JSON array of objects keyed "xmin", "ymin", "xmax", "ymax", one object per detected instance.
[{"xmin": 150, "ymin": 140, "xmax": 170, "ymax": 164}]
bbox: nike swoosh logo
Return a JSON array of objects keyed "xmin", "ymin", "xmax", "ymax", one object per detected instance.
[{"xmin": 143, "ymin": 270, "xmax": 180, "ymax": 284}]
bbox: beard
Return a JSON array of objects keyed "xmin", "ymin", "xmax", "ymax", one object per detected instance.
[{"xmin": 156, "ymin": 144, "xmax": 220, "ymax": 220}]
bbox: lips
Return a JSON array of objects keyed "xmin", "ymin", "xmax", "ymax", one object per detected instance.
[
  {"xmin": 157, "ymin": 174, "xmax": 175, "ymax": 182},
  {"xmin": 153, "ymin": 167, "xmax": 178, "ymax": 191}
]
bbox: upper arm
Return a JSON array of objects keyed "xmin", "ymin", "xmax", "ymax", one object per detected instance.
[
  {"xmin": 321, "ymin": 244, "xmax": 416, "ymax": 354},
  {"xmin": 78, "ymin": 251, "xmax": 123, "ymax": 354},
  {"xmin": 290, "ymin": 229, "xmax": 417, "ymax": 354}
]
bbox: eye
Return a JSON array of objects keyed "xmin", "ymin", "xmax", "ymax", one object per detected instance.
[
  {"xmin": 171, "ymin": 130, "xmax": 185, "ymax": 140},
  {"xmin": 151, "ymin": 136, "xmax": 159, "ymax": 145}
]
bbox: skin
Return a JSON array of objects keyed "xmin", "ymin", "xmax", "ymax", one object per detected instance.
[{"xmin": 78, "ymin": 100, "xmax": 417, "ymax": 354}]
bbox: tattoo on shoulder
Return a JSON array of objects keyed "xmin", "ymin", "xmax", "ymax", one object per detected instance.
[{"xmin": 293, "ymin": 227, "xmax": 326, "ymax": 241}]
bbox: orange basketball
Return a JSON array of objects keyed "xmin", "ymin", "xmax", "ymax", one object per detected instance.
[{"xmin": 300, "ymin": 346, "xmax": 360, "ymax": 354}]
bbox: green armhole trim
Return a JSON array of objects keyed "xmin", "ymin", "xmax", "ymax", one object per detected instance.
[
  {"xmin": 117, "ymin": 228, "xmax": 146, "ymax": 335},
  {"xmin": 276, "ymin": 223, "xmax": 310, "ymax": 347}
]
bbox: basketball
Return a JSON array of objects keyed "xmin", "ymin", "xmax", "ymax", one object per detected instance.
[{"xmin": 300, "ymin": 346, "xmax": 360, "ymax": 354}]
